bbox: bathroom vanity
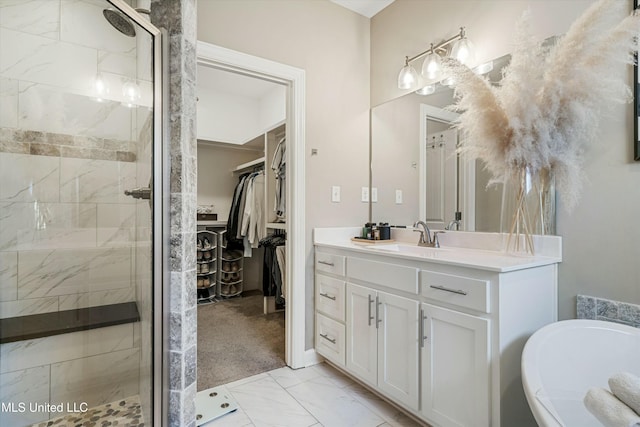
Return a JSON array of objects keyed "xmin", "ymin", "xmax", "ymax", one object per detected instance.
[{"xmin": 313, "ymin": 227, "xmax": 562, "ymax": 427}]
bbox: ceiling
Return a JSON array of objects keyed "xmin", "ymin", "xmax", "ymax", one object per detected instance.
[{"xmin": 330, "ymin": 0, "xmax": 395, "ymax": 18}]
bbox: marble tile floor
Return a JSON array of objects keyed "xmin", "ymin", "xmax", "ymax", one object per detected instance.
[
  {"xmin": 31, "ymin": 395, "xmax": 144, "ymax": 427},
  {"xmin": 202, "ymin": 362, "xmax": 426, "ymax": 427}
]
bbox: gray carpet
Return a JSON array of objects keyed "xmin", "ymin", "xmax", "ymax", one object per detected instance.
[{"xmin": 197, "ymin": 291, "xmax": 285, "ymax": 391}]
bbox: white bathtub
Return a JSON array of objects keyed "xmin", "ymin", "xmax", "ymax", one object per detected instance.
[{"xmin": 521, "ymin": 319, "xmax": 640, "ymax": 426}]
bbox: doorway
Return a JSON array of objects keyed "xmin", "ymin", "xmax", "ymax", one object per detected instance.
[{"xmin": 195, "ymin": 42, "xmax": 306, "ymax": 389}]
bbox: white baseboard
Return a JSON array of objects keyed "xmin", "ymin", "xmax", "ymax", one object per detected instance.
[{"xmin": 304, "ymin": 349, "xmax": 324, "ymax": 367}]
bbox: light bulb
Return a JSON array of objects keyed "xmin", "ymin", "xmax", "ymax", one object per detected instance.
[
  {"xmin": 415, "ymin": 84, "xmax": 436, "ymax": 96},
  {"xmin": 397, "ymin": 62, "xmax": 419, "ymax": 90},
  {"xmin": 421, "ymin": 51, "xmax": 442, "ymax": 81},
  {"xmin": 94, "ymin": 73, "xmax": 109, "ymax": 102},
  {"xmin": 122, "ymin": 80, "xmax": 141, "ymax": 108},
  {"xmin": 451, "ymin": 37, "xmax": 475, "ymax": 66}
]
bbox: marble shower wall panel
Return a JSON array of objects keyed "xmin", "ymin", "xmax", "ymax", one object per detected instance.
[
  {"xmin": 0, "ymin": 296, "xmax": 59, "ymax": 319},
  {"xmin": 0, "ymin": 0, "xmax": 146, "ymax": 141},
  {"xmin": 0, "ymin": 201, "xmax": 97, "ymax": 252},
  {"xmin": 18, "ymin": 81, "xmax": 134, "ymax": 142},
  {"xmin": 17, "ymin": 246, "xmax": 132, "ymax": 299},
  {"xmin": 0, "ymin": 323, "xmax": 134, "ymax": 374},
  {"xmin": 60, "ymin": 0, "xmax": 136, "ymax": 56},
  {"xmin": 60, "ymin": 157, "xmax": 136, "ymax": 204},
  {"xmin": 0, "ymin": 77, "xmax": 18, "ymax": 129},
  {"xmin": 0, "ymin": 153, "xmax": 60, "ymax": 202},
  {"xmin": 58, "ymin": 287, "xmax": 135, "ymax": 311},
  {"xmin": 0, "ymin": 27, "xmax": 95, "ymax": 93},
  {"xmin": 0, "ymin": 0, "xmax": 60, "ymax": 39},
  {"xmin": 50, "ymin": 347, "xmax": 140, "ymax": 412},
  {"xmin": 97, "ymin": 203, "xmax": 136, "ymax": 246},
  {"xmin": 0, "ymin": 251, "xmax": 17, "ymax": 301},
  {"xmin": 0, "ymin": 365, "xmax": 50, "ymax": 426}
]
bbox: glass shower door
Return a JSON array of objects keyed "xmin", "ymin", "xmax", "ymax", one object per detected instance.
[{"xmin": 0, "ymin": 1, "xmax": 161, "ymax": 425}]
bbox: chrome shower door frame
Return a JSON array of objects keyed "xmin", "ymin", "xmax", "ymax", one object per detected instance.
[{"xmin": 106, "ymin": 1, "xmax": 166, "ymax": 426}]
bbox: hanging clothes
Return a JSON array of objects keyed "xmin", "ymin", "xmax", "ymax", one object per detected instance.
[
  {"xmin": 226, "ymin": 174, "xmax": 249, "ymax": 250},
  {"xmin": 227, "ymin": 169, "xmax": 265, "ymax": 256},
  {"xmin": 259, "ymin": 234, "xmax": 286, "ymax": 305},
  {"xmin": 271, "ymin": 137, "xmax": 286, "ymax": 221},
  {"xmin": 241, "ymin": 172, "xmax": 265, "ymax": 249}
]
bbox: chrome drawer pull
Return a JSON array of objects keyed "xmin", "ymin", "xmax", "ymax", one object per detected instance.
[
  {"xmin": 419, "ymin": 309, "xmax": 428, "ymax": 348},
  {"xmin": 319, "ymin": 333, "xmax": 336, "ymax": 344},
  {"xmin": 318, "ymin": 260, "xmax": 335, "ymax": 267},
  {"xmin": 430, "ymin": 284, "xmax": 468, "ymax": 296},
  {"xmin": 368, "ymin": 295, "xmax": 375, "ymax": 326},
  {"xmin": 319, "ymin": 292, "xmax": 336, "ymax": 301}
]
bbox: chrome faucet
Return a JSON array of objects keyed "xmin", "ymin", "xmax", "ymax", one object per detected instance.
[
  {"xmin": 445, "ymin": 219, "xmax": 461, "ymax": 231},
  {"xmin": 413, "ymin": 221, "xmax": 432, "ymax": 247}
]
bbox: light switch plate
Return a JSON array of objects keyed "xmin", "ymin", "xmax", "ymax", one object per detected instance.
[
  {"xmin": 332, "ymin": 186, "xmax": 341, "ymax": 202},
  {"xmin": 395, "ymin": 189, "xmax": 403, "ymax": 204},
  {"xmin": 371, "ymin": 187, "xmax": 378, "ymax": 203},
  {"xmin": 361, "ymin": 186, "xmax": 369, "ymax": 202}
]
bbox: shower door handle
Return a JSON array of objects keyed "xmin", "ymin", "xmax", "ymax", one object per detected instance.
[{"xmin": 124, "ymin": 187, "xmax": 152, "ymax": 200}]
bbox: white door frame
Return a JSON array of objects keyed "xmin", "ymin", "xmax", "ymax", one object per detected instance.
[
  {"xmin": 197, "ymin": 41, "xmax": 306, "ymax": 369},
  {"xmin": 418, "ymin": 104, "xmax": 474, "ymax": 231}
]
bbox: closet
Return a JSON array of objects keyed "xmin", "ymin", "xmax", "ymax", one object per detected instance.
[{"xmin": 195, "ymin": 63, "xmax": 289, "ymax": 389}]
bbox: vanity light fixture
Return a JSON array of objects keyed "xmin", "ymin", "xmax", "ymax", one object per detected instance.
[
  {"xmin": 414, "ymin": 60, "xmax": 493, "ymax": 96},
  {"xmin": 398, "ymin": 26, "xmax": 475, "ymax": 90},
  {"xmin": 397, "ymin": 57, "xmax": 420, "ymax": 89}
]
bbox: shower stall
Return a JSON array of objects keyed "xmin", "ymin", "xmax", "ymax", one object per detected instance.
[{"xmin": 0, "ymin": 1, "xmax": 163, "ymax": 426}]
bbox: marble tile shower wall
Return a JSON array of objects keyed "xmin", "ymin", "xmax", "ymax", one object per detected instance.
[
  {"xmin": 0, "ymin": 0, "xmax": 153, "ymax": 147},
  {"xmin": 0, "ymin": 0, "xmax": 153, "ymax": 320},
  {"xmin": 577, "ymin": 295, "xmax": 640, "ymax": 328},
  {"xmin": 0, "ymin": 1, "xmax": 154, "ymax": 425}
]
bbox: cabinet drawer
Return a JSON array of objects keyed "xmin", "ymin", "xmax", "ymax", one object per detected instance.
[
  {"xmin": 316, "ymin": 274, "xmax": 346, "ymax": 322},
  {"xmin": 421, "ymin": 270, "xmax": 490, "ymax": 313},
  {"xmin": 347, "ymin": 257, "xmax": 419, "ymax": 294},
  {"xmin": 316, "ymin": 313, "xmax": 345, "ymax": 366},
  {"xmin": 315, "ymin": 253, "xmax": 346, "ymax": 276}
]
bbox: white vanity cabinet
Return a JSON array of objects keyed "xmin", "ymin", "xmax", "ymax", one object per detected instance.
[
  {"xmin": 346, "ymin": 283, "xmax": 420, "ymax": 410},
  {"xmin": 421, "ymin": 303, "xmax": 489, "ymax": 427},
  {"xmin": 314, "ymin": 239, "xmax": 560, "ymax": 427}
]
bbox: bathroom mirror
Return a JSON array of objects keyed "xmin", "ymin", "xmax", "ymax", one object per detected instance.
[{"xmin": 370, "ymin": 54, "xmax": 511, "ymax": 231}]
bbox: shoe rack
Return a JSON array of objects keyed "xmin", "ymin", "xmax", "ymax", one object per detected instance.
[
  {"xmin": 220, "ymin": 249, "xmax": 243, "ymax": 297},
  {"xmin": 197, "ymin": 230, "xmax": 219, "ymax": 304}
]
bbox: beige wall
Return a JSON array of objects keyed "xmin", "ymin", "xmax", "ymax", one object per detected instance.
[
  {"xmin": 198, "ymin": 0, "xmax": 371, "ymax": 349},
  {"xmin": 371, "ymin": 0, "xmax": 640, "ymax": 319}
]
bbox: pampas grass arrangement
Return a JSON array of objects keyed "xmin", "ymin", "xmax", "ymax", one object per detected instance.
[{"xmin": 445, "ymin": 0, "xmax": 639, "ymax": 253}]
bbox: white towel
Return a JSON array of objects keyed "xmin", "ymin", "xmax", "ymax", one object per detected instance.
[
  {"xmin": 584, "ymin": 387, "xmax": 640, "ymax": 427},
  {"xmin": 610, "ymin": 372, "xmax": 640, "ymax": 415}
]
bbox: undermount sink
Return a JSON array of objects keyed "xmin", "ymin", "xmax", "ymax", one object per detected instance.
[{"xmin": 367, "ymin": 243, "xmax": 450, "ymax": 257}]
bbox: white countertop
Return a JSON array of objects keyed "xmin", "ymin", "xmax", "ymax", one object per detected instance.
[{"xmin": 314, "ymin": 227, "xmax": 562, "ymax": 273}]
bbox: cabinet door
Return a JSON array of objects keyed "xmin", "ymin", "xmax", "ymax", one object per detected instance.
[
  {"xmin": 377, "ymin": 291, "xmax": 420, "ymax": 411},
  {"xmin": 346, "ymin": 283, "xmax": 377, "ymax": 385},
  {"xmin": 421, "ymin": 303, "xmax": 490, "ymax": 427}
]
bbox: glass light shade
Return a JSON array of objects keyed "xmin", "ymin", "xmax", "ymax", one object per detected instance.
[
  {"xmin": 122, "ymin": 80, "xmax": 141, "ymax": 107},
  {"xmin": 397, "ymin": 63, "xmax": 419, "ymax": 90},
  {"xmin": 415, "ymin": 84, "xmax": 436, "ymax": 96},
  {"xmin": 451, "ymin": 37, "xmax": 476, "ymax": 65},
  {"xmin": 421, "ymin": 52, "xmax": 442, "ymax": 80},
  {"xmin": 94, "ymin": 73, "xmax": 109, "ymax": 102}
]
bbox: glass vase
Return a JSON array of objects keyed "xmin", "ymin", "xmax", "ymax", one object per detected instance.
[{"xmin": 500, "ymin": 167, "xmax": 556, "ymax": 254}]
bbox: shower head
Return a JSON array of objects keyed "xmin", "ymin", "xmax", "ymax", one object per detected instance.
[{"xmin": 102, "ymin": 7, "xmax": 149, "ymax": 37}]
